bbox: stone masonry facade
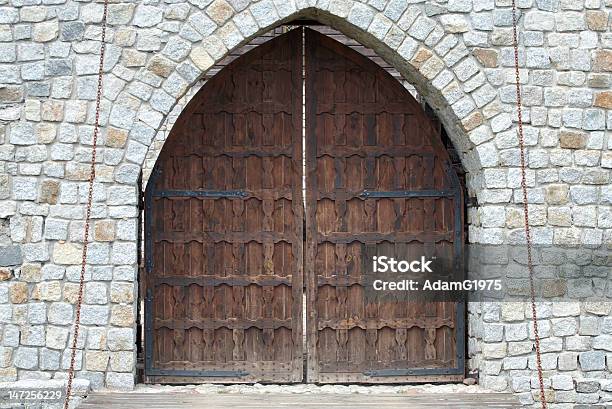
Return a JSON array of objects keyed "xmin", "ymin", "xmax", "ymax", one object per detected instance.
[{"xmin": 0, "ymin": 0, "xmax": 611, "ymax": 407}]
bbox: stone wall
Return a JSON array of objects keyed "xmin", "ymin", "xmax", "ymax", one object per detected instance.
[
  {"xmin": 466, "ymin": 243, "xmax": 612, "ymax": 406},
  {"xmin": 469, "ymin": 301, "xmax": 612, "ymax": 406},
  {"xmin": 0, "ymin": 0, "xmax": 610, "ymax": 406}
]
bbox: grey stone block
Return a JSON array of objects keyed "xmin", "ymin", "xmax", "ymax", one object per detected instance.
[
  {"xmin": 105, "ymin": 371, "xmax": 134, "ymax": 391},
  {"xmin": 14, "ymin": 347, "xmax": 38, "ymax": 369},
  {"xmin": 558, "ymin": 352, "xmax": 578, "ymax": 371},
  {"xmin": 80, "ymin": 305, "xmax": 109, "ymax": 326},
  {"xmin": 45, "ymin": 326, "xmax": 69, "ymax": 350},
  {"xmin": 133, "ymin": 5, "xmax": 163, "ymax": 28},
  {"xmin": 579, "ymin": 350, "xmax": 606, "ymax": 371},
  {"xmin": 39, "ymin": 348, "xmax": 60, "ymax": 370},
  {"xmin": 48, "ymin": 302, "xmax": 73, "ymax": 325},
  {"xmin": 60, "ymin": 21, "xmax": 85, "ymax": 41},
  {"xmin": 551, "ymin": 374, "xmax": 574, "ymax": 390},
  {"xmin": 576, "ymin": 380, "xmax": 600, "ymax": 393},
  {"xmin": 27, "ymin": 303, "xmax": 46, "ymax": 324},
  {"xmin": 0, "ymin": 246, "xmax": 22, "ymax": 267},
  {"xmin": 107, "ymin": 328, "xmax": 134, "ymax": 351}
]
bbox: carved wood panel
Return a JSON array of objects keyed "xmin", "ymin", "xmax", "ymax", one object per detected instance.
[
  {"xmin": 144, "ymin": 29, "xmax": 303, "ymax": 383},
  {"xmin": 304, "ymin": 29, "xmax": 464, "ymax": 383}
]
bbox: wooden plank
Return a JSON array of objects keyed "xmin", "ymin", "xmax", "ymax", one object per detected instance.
[
  {"xmin": 153, "ymin": 231, "xmax": 299, "ymax": 244},
  {"xmin": 153, "ymin": 318, "xmax": 293, "ymax": 330},
  {"xmin": 316, "ymin": 317, "xmax": 455, "ymax": 330},
  {"xmin": 81, "ymin": 393, "xmax": 520, "ymax": 409},
  {"xmin": 151, "ymin": 275, "xmax": 293, "ymax": 286}
]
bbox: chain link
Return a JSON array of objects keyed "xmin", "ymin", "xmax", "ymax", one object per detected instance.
[
  {"xmin": 510, "ymin": 2, "xmax": 547, "ymax": 408},
  {"xmin": 63, "ymin": 0, "xmax": 109, "ymax": 408}
]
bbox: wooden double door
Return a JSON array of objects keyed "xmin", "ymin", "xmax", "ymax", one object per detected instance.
[{"xmin": 144, "ymin": 28, "xmax": 464, "ymax": 384}]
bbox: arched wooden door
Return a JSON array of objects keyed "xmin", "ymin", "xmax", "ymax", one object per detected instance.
[{"xmin": 144, "ymin": 28, "xmax": 464, "ymax": 384}]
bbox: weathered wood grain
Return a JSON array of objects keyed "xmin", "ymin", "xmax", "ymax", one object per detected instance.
[
  {"xmin": 81, "ymin": 393, "xmax": 520, "ymax": 409},
  {"xmin": 145, "ymin": 29, "xmax": 304, "ymax": 384},
  {"xmin": 304, "ymin": 28, "xmax": 465, "ymax": 383}
]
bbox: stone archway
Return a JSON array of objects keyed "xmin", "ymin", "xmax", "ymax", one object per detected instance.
[{"xmin": 117, "ymin": 4, "xmax": 499, "ymax": 390}]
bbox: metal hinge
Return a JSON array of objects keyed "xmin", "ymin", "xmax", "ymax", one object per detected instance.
[
  {"xmin": 152, "ymin": 190, "xmax": 249, "ymax": 198},
  {"xmin": 360, "ymin": 189, "xmax": 456, "ymax": 198}
]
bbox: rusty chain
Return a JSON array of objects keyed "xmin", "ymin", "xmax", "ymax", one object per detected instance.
[
  {"xmin": 63, "ymin": 0, "xmax": 109, "ymax": 408},
  {"xmin": 510, "ymin": 2, "xmax": 547, "ymax": 408}
]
